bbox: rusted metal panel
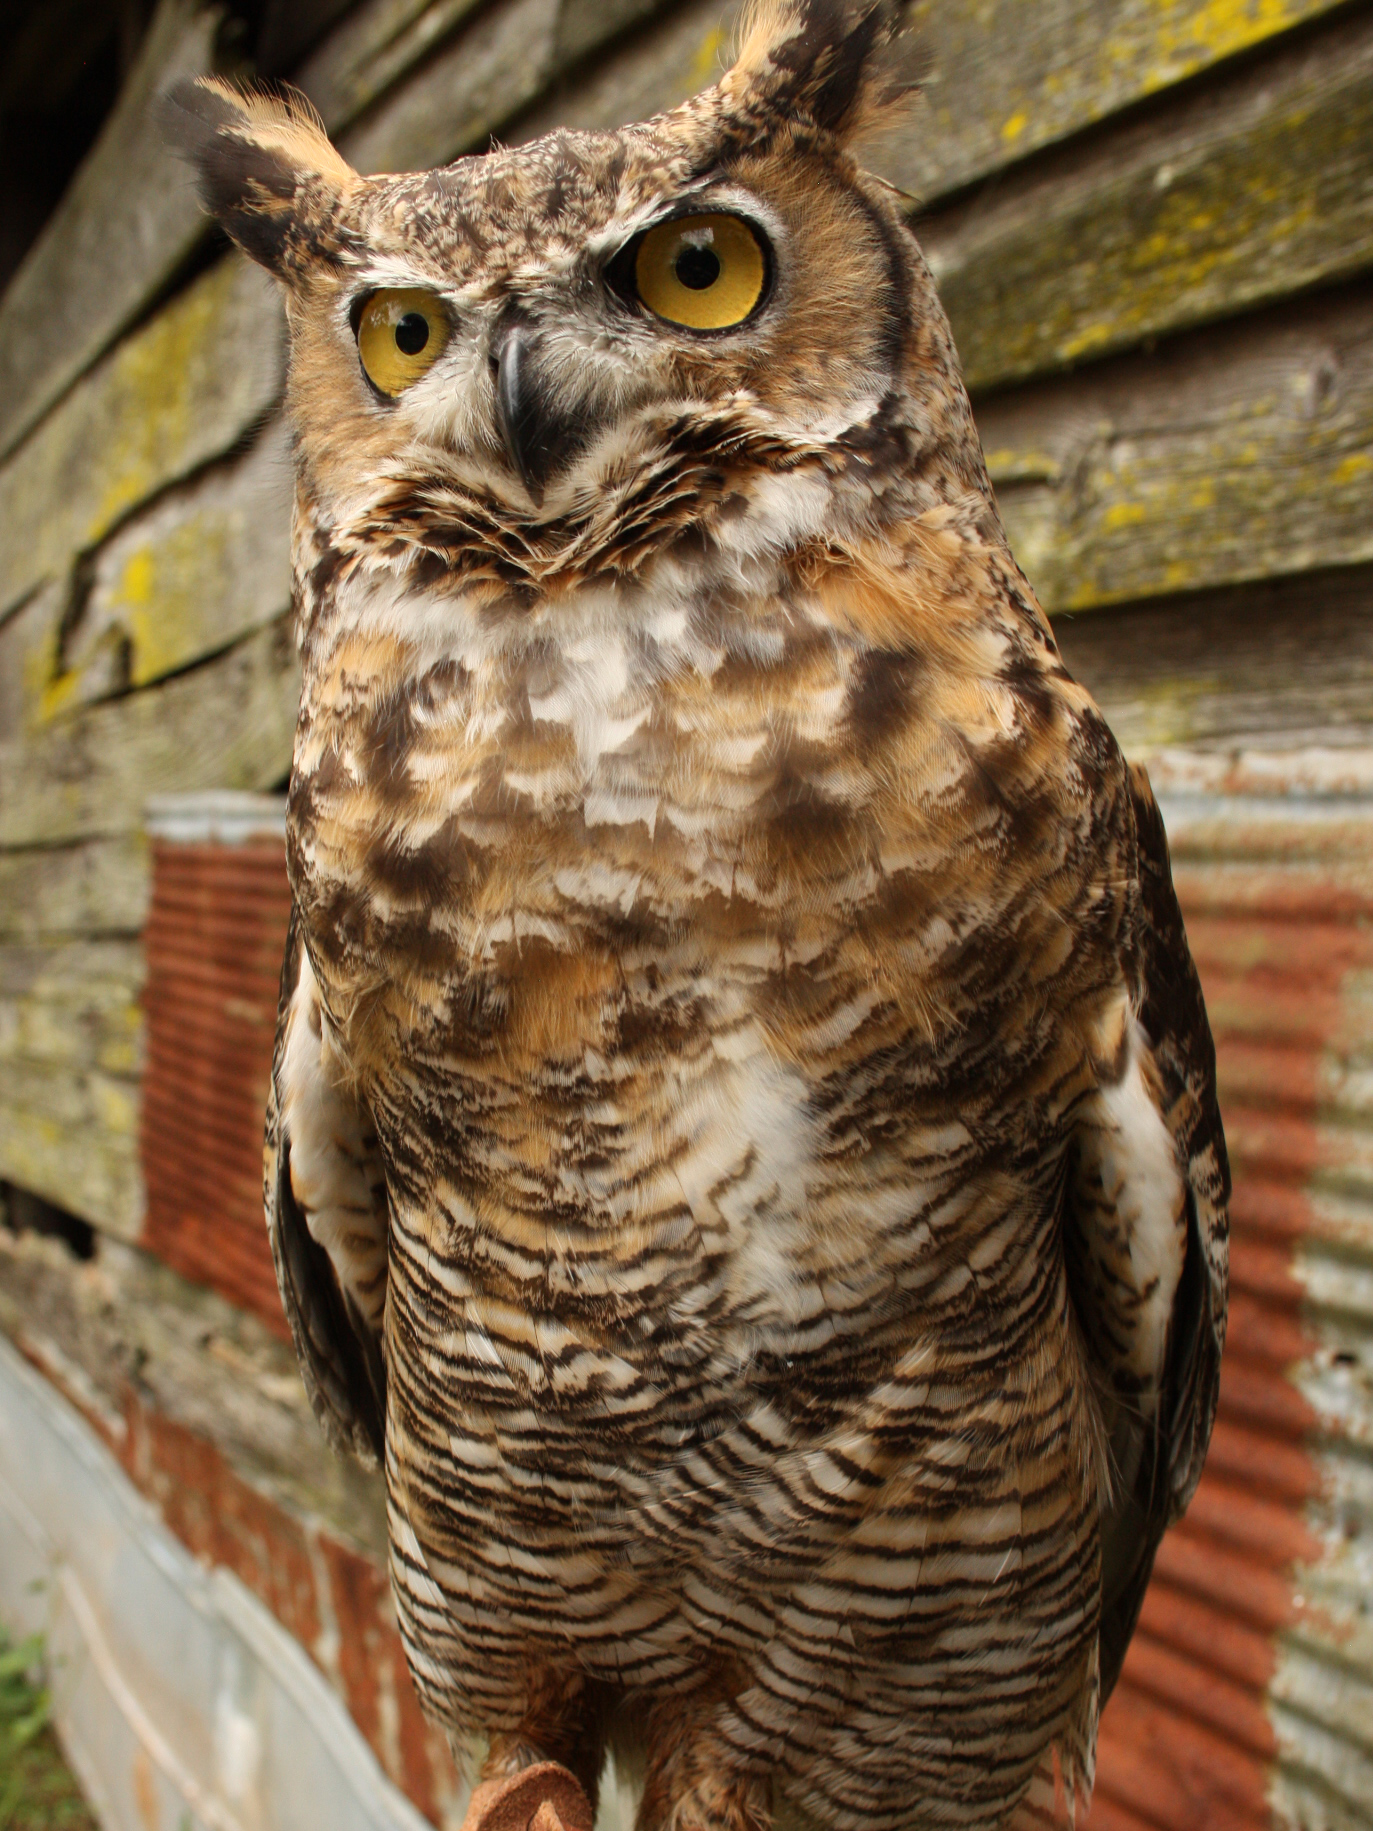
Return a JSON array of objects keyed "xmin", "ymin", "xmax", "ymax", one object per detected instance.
[
  {"xmin": 1088, "ymin": 749, "xmax": 1373, "ymax": 1831},
  {"xmin": 139, "ymin": 795, "xmax": 290, "ymax": 1334}
]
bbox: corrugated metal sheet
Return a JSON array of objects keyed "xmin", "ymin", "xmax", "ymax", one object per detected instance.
[
  {"xmin": 139, "ymin": 797, "xmax": 290, "ymax": 1332},
  {"xmin": 1088, "ymin": 749, "xmax": 1373, "ymax": 1831}
]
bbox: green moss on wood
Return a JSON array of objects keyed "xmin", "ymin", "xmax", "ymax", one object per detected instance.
[
  {"xmin": 0, "ymin": 618, "xmax": 299, "ymax": 851},
  {"xmin": 0, "ymin": 258, "xmax": 283, "ymax": 631},
  {"xmin": 929, "ymin": 15, "xmax": 1373, "ymax": 391},
  {"xmin": 897, "ymin": 0, "xmax": 1344, "ymax": 201},
  {"xmin": 981, "ymin": 291, "xmax": 1373, "ymax": 613}
]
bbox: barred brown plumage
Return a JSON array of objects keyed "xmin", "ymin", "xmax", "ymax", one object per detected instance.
[{"xmin": 168, "ymin": 3, "xmax": 1229, "ymax": 1826}]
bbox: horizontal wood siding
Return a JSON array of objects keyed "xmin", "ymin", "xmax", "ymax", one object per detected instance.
[
  {"xmin": 898, "ymin": 0, "xmax": 1350, "ymax": 200},
  {"xmin": 981, "ymin": 284, "xmax": 1373, "ymax": 612},
  {"xmin": 0, "ymin": 0, "xmax": 221, "ymax": 462},
  {"xmin": 921, "ymin": 7, "xmax": 1373, "ymax": 390},
  {"xmin": 0, "ymin": 617, "xmax": 299, "ymax": 852}
]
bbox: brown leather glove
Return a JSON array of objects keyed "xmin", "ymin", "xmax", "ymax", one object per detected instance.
[{"xmin": 459, "ymin": 1762, "xmax": 596, "ymax": 1831}]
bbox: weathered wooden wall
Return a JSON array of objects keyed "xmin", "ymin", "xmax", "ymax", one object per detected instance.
[{"xmin": 0, "ymin": 0, "xmax": 1370, "ymax": 1823}]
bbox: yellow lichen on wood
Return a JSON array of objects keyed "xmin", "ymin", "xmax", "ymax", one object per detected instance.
[
  {"xmin": 0, "ymin": 941, "xmax": 144, "ymax": 1079},
  {"xmin": 981, "ymin": 289, "xmax": 1373, "ymax": 614},
  {"xmin": 0, "ymin": 256, "xmax": 283, "ymax": 622},
  {"xmin": 925, "ymin": 12, "xmax": 1373, "ymax": 392},
  {"xmin": 895, "ymin": 0, "xmax": 1343, "ymax": 200},
  {"xmin": 0, "ymin": 1077, "xmax": 143, "ymax": 1239},
  {"xmin": 49, "ymin": 424, "xmax": 292, "ymax": 720},
  {"xmin": 0, "ymin": 839, "xmax": 150, "ymax": 944},
  {"xmin": 0, "ymin": 0, "xmax": 220, "ymax": 461},
  {"xmin": 0, "ymin": 617, "xmax": 299, "ymax": 851}
]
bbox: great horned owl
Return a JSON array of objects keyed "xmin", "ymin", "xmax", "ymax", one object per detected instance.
[{"xmin": 169, "ymin": 5, "xmax": 1228, "ymax": 1827}]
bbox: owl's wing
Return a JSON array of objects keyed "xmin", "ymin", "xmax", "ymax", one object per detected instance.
[
  {"xmin": 264, "ymin": 909, "xmax": 389, "ymax": 1465},
  {"xmin": 1066, "ymin": 763, "xmax": 1230, "ymax": 1701}
]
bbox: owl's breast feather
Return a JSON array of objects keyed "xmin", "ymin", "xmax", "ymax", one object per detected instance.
[{"xmin": 288, "ymin": 559, "xmax": 1125, "ymax": 1379}]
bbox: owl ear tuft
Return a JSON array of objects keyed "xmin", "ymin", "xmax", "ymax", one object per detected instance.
[
  {"xmin": 729, "ymin": 0, "xmax": 922, "ymax": 143},
  {"xmin": 162, "ymin": 77, "xmax": 358, "ymax": 277}
]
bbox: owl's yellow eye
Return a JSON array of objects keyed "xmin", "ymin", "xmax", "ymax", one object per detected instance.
[
  {"xmin": 356, "ymin": 288, "xmax": 449, "ymax": 396},
  {"xmin": 633, "ymin": 214, "xmax": 767, "ymax": 331}
]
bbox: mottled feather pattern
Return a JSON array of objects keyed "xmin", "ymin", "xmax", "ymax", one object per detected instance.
[{"xmin": 178, "ymin": 3, "xmax": 1229, "ymax": 1825}]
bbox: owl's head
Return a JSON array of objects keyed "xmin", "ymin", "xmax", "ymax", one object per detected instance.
[{"xmin": 169, "ymin": 0, "xmax": 983, "ymax": 594}]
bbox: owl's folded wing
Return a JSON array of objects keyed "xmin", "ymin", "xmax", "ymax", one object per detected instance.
[
  {"xmin": 264, "ymin": 910, "xmax": 389, "ymax": 1465},
  {"xmin": 1066, "ymin": 763, "xmax": 1230, "ymax": 1700}
]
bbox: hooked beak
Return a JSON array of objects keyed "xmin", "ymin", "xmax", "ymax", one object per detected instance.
[{"xmin": 492, "ymin": 323, "xmax": 581, "ymax": 507}]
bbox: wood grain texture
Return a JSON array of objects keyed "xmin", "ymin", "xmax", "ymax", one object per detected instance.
[
  {"xmin": 339, "ymin": 0, "xmax": 563, "ymax": 172},
  {"xmin": 510, "ymin": 0, "xmax": 741, "ymax": 141},
  {"xmin": 0, "ymin": 939, "xmax": 144, "ymax": 1079},
  {"xmin": 0, "ymin": 838, "xmax": 151, "ymax": 943},
  {"xmin": 297, "ymin": 0, "xmax": 491, "ymax": 133},
  {"xmin": 896, "ymin": 0, "xmax": 1347, "ymax": 202},
  {"xmin": 57, "ymin": 420, "xmax": 292, "ymax": 716},
  {"xmin": 336, "ymin": 0, "xmax": 672, "ymax": 174},
  {"xmin": 980, "ymin": 283, "xmax": 1373, "ymax": 613},
  {"xmin": 0, "ymin": 617, "xmax": 299, "ymax": 851},
  {"xmin": 0, "ymin": 256, "xmax": 283, "ymax": 631},
  {"xmin": 0, "ymin": 937, "xmax": 145, "ymax": 1236},
  {"xmin": 552, "ymin": 0, "xmax": 679, "ymax": 73},
  {"xmin": 0, "ymin": 0, "xmax": 220, "ymax": 463},
  {"xmin": 0, "ymin": 581, "xmax": 62, "ymax": 744},
  {"xmin": 0, "ymin": 1061, "xmax": 143, "ymax": 1238},
  {"xmin": 922, "ymin": 5, "xmax": 1373, "ymax": 392},
  {"xmin": 1054, "ymin": 563, "xmax": 1373, "ymax": 755}
]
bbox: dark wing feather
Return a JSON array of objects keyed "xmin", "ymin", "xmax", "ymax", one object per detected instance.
[
  {"xmin": 264, "ymin": 909, "xmax": 388, "ymax": 1466},
  {"xmin": 1127, "ymin": 764, "xmax": 1229, "ymax": 1509},
  {"xmin": 1069, "ymin": 764, "xmax": 1230, "ymax": 1702}
]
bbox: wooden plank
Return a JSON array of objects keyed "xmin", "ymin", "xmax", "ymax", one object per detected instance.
[
  {"xmin": 56, "ymin": 421, "xmax": 292, "ymax": 717},
  {"xmin": 298, "ymin": 0, "xmax": 490, "ymax": 134},
  {"xmin": 0, "ymin": 255, "xmax": 284, "ymax": 629},
  {"xmin": 0, "ymin": 0, "xmax": 220, "ymax": 463},
  {"xmin": 0, "ymin": 1062, "xmax": 143, "ymax": 1240},
  {"xmin": 894, "ymin": 0, "xmax": 1346, "ymax": 203},
  {"xmin": 978, "ymin": 283, "xmax": 1373, "ymax": 615},
  {"xmin": 289, "ymin": 0, "xmax": 675, "ymax": 148},
  {"xmin": 0, "ymin": 582, "xmax": 62, "ymax": 744},
  {"xmin": 552, "ymin": 0, "xmax": 680, "ymax": 73},
  {"xmin": 0, "ymin": 619, "xmax": 300, "ymax": 851},
  {"xmin": 0, "ymin": 838, "xmax": 150, "ymax": 943},
  {"xmin": 922, "ymin": 7, "xmax": 1373, "ymax": 393},
  {"xmin": 335, "ymin": 0, "xmax": 675, "ymax": 174},
  {"xmin": 509, "ymin": 0, "xmax": 740, "ymax": 141},
  {"xmin": 498, "ymin": 0, "xmax": 1349, "ymax": 194},
  {"xmin": 1053, "ymin": 564, "xmax": 1373, "ymax": 757},
  {"xmin": 340, "ymin": 0, "xmax": 566, "ymax": 173},
  {"xmin": 0, "ymin": 940, "xmax": 144, "ymax": 1080}
]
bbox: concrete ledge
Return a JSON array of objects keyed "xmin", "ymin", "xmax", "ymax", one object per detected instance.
[{"xmin": 0, "ymin": 1330, "xmax": 441, "ymax": 1831}]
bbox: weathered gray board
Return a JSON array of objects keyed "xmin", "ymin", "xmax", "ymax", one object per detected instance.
[{"xmin": 0, "ymin": 0, "xmax": 221, "ymax": 463}]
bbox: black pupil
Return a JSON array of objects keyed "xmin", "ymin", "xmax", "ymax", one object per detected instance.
[
  {"xmin": 394, "ymin": 312, "xmax": 430, "ymax": 355},
  {"xmin": 674, "ymin": 243, "xmax": 721, "ymax": 291}
]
